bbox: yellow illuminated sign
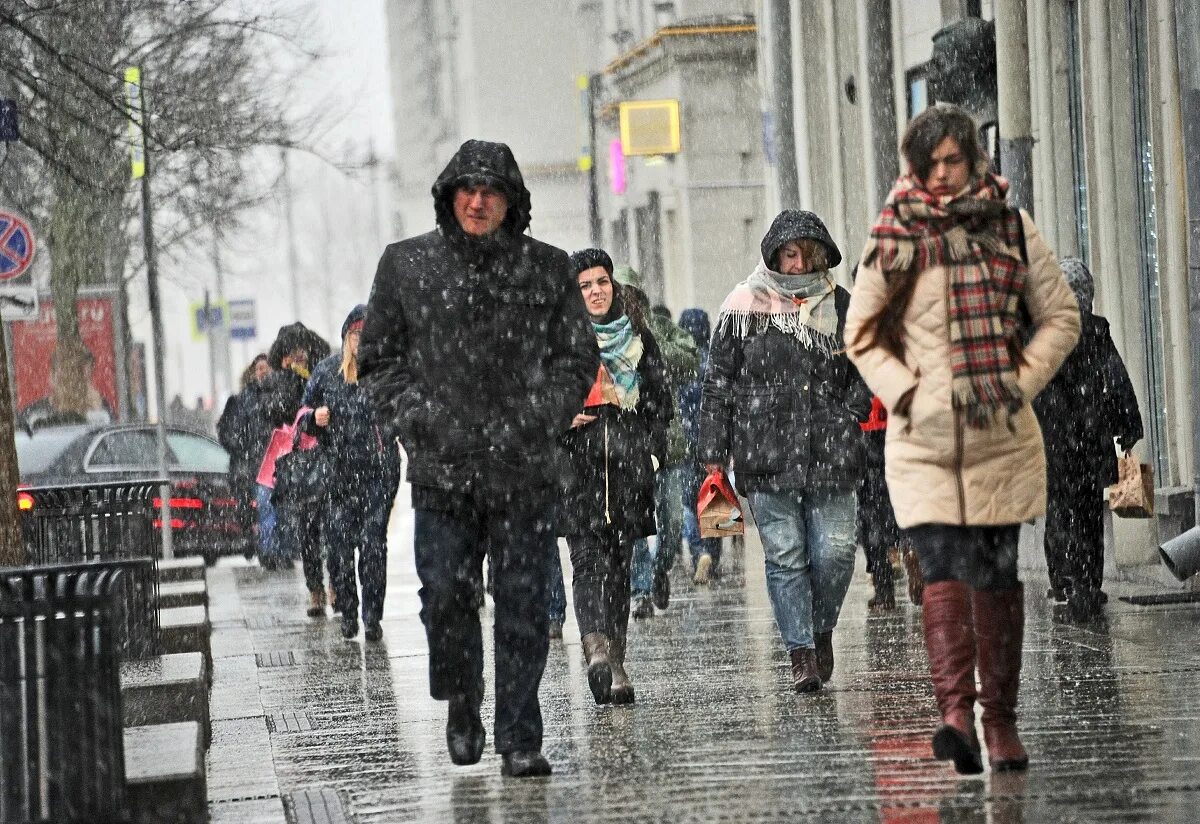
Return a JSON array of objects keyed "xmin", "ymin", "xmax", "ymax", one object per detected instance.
[{"xmin": 619, "ymin": 99, "xmax": 681, "ymax": 156}]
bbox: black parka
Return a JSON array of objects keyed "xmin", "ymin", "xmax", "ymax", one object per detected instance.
[
  {"xmin": 1033, "ymin": 313, "xmax": 1142, "ymax": 487},
  {"xmin": 556, "ymin": 297, "xmax": 673, "ymax": 541},
  {"xmin": 698, "ymin": 211, "xmax": 872, "ymax": 495},
  {"xmin": 216, "ymin": 382, "xmax": 275, "ymax": 481},
  {"xmin": 302, "ymin": 353, "xmax": 396, "ymax": 481},
  {"xmin": 358, "ymin": 140, "xmax": 599, "ymax": 499}
]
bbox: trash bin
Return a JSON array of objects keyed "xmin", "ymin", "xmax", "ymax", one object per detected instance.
[
  {"xmin": 0, "ymin": 563, "xmax": 132, "ymax": 824},
  {"xmin": 19, "ymin": 481, "xmax": 161, "ymax": 659}
]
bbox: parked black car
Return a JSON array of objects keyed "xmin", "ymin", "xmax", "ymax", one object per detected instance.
[{"xmin": 15, "ymin": 423, "xmax": 250, "ymax": 565}]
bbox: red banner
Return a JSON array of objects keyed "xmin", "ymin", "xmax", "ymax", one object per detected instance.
[{"xmin": 11, "ymin": 294, "xmax": 119, "ymax": 418}]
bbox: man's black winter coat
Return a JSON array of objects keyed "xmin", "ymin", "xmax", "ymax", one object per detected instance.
[{"xmin": 358, "ymin": 141, "xmax": 598, "ymax": 499}]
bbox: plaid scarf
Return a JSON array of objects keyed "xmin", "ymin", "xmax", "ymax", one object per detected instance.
[
  {"xmin": 593, "ymin": 314, "xmax": 644, "ymax": 410},
  {"xmin": 862, "ymin": 173, "xmax": 1027, "ymax": 429}
]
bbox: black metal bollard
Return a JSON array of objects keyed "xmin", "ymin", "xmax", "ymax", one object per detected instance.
[{"xmin": 0, "ymin": 563, "xmax": 132, "ymax": 824}]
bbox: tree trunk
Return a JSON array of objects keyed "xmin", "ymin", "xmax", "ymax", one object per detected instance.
[{"xmin": 0, "ymin": 326, "xmax": 26, "ymax": 566}]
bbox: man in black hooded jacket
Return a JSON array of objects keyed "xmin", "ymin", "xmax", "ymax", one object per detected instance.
[{"xmin": 358, "ymin": 140, "xmax": 598, "ymax": 777}]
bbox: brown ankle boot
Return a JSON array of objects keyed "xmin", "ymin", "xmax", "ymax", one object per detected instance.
[
  {"xmin": 789, "ymin": 648, "xmax": 821, "ymax": 693},
  {"xmin": 580, "ymin": 632, "xmax": 612, "ymax": 704},
  {"xmin": 923, "ymin": 581, "xmax": 983, "ymax": 774},
  {"xmin": 306, "ymin": 588, "xmax": 326, "ymax": 617},
  {"xmin": 609, "ymin": 633, "xmax": 635, "ymax": 705},
  {"xmin": 973, "ymin": 585, "xmax": 1029, "ymax": 771}
]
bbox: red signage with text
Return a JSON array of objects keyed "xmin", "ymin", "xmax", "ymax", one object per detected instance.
[{"xmin": 10, "ymin": 295, "xmax": 119, "ymax": 416}]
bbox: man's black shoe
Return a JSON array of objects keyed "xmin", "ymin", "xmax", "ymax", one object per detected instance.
[
  {"xmin": 447, "ymin": 695, "xmax": 485, "ymax": 766},
  {"xmin": 340, "ymin": 615, "xmax": 359, "ymax": 639},
  {"xmin": 652, "ymin": 568, "xmax": 670, "ymax": 610},
  {"xmin": 501, "ymin": 750, "xmax": 551, "ymax": 777},
  {"xmin": 363, "ymin": 621, "xmax": 383, "ymax": 642}
]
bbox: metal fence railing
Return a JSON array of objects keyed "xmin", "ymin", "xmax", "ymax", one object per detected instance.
[
  {"xmin": 0, "ymin": 563, "xmax": 132, "ymax": 824},
  {"xmin": 19, "ymin": 480, "xmax": 162, "ymax": 659}
]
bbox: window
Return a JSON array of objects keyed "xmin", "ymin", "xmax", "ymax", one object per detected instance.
[
  {"xmin": 87, "ymin": 430, "xmax": 159, "ymax": 469},
  {"xmin": 1065, "ymin": 0, "xmax": 1090, "ymax": 263},
  {"xmin": 906, "ymin": 64, "xmax": 931, "ymax": 120},
  {"xmin": 1126, "ymin": 0, "xmax": 1169, "ymax": 480},
  {"xmin": 167, "ymin": 433, "xmax": 230, "ymax": 473}
]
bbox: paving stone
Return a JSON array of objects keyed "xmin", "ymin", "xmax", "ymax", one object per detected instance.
[
  {"xmin": 121, "ymin": 652, "xmax": 209, "ymax": 746},
  {"xmin": 125, "ymin": 722, "xmax": 206, "ymax": 824},
  {"xmin": 159, "ymin": 579, "xmax": 209, "ymax": 609},
  {"xmin": 159, "ymin": 556, "xmax": 207, "ymax": 583}
]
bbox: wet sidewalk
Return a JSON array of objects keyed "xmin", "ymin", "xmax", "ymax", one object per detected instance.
[{"xmin": 204, "ymin": 495, "xmax": 1200, "ymax": 823}]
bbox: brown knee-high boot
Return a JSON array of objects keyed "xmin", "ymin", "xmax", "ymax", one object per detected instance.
[
  {"xmin": 973, "ymin": 585, "xmax": 1029, "ymax": 771},
  {"xmin": 922, "ymin": 581, "xmax": 983, "ymax": 774}
]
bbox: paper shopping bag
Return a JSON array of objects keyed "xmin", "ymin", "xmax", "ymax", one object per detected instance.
[
  {"xmin": 1108, "ymin": 452, "xmax": 1154, "ymax": 518},
  {"xmin": 697, "ymin": 469, "xmax": 744, "ymax": 538}
]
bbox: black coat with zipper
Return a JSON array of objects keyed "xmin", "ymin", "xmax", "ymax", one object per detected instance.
[
  {"xmin": 555, "ymin": 321, "xmax": 672, "ymax": 542},
  {"xmin": 698, "ymin": 287, "xmax": 872, "ymax": 495},
  {"xmin": 301, "ymin": 354, "xmax": 398, "ymax": 483},
  {"xmin": 216, "ymin": 382, "xmax": 275, "ymax": 483},
  {"xmin": 358, "ymin": 140, "xmax": 599, "ymax": 503}
]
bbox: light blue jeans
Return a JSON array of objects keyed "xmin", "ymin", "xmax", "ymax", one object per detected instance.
[
  {"xmin": 631, "ymin": 463, "xmax": 686, "ymax": 597},
  {"xmin": 747, "ymin": 488, "xmax": 857, "ymax": 651}
]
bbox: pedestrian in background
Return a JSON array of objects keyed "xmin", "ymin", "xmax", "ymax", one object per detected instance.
[
  {"xmin": 615, "ymin": 267, "xmax": 699, "ymax": 619},
  {"xmin": 559, "ymin": 249, "xmax": 672, "ymax": 707},
  {"xmin": 699, "ymin": 209, "xmax": 871, "ymax": 693},
  {"xmin": 1033, "ymin": 257, "xmax": 1142, "ymax": 622},
  {"xmin": 857, "ymin": 396, "xmax": 899, "ymax": 611},
  {"xmin": 678, "ymin": 308, "xmax": 724, "ymax": 584},
  {"xmin": 359, "ymin": 140, "xmax": 597, "ymax": 778},
  {"xmin": 302, "ymin": 305, "xmax": 401, "ymax": 641},
  {"xmin": 847, "ymin": 104, "xmax": 1080, "ymax": 774},
  {"xmin": 258, "ymin": 323, "xmax": 331, "ymax": 576},
  {"xmin": 217, "ymin": 353, "xmax": 272, "ymax": 560}
]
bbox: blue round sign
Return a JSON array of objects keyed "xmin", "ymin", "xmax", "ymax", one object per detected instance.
[{"xmin": 0, "ymin": 211, "xmax": 36, "ymax": 281}]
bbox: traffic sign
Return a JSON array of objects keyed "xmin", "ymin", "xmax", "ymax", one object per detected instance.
[
  {"xmin": 0, "ymin": 211, "xmax": 36, "ymax": 281},
  {"xmin": 190, "ymin": 300, "xmax": 227, "ymax": 340},
  {"xmin": 228, "ymin": 299, "xmax": 257, "ymax": 340}
]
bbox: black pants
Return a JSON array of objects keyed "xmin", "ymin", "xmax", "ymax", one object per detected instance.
[
  {"xmin": 413, "ymin": 495, "xmax": 551, "ymax": 754},
  {"xmin": 1044, "ymin": 478, "xmax": 1104, "ymax": 595},
  {"xmin": 906, "ymin": 524, "xmax": 1020, "ymax": 591},
  {"xmin": 326, "ymin": 468, "xmax": 400, "ymax": 624},
  {"xmin": 277, "ymin": 501, "xmax": 324, "ymax": 590},
  {"xmin": 567, "ymin": 526, "xmax": 633, "ymax": 640}
]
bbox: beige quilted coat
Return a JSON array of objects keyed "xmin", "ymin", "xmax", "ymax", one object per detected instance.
[{"xmin": 845, "ymin": 212, "xmax": 1080, "ymax": 528}]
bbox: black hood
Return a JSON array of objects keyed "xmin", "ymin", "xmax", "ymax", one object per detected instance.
[
  {"xmin": 267, "ymin": 322, "xmax": 331, "ymax": 370},
  {"xmin": 341, "ymin": 304, "xmax": 367, "ymax": 340},
  {"xmin": 432, "ymin": 140, "xmax": 532, "ymax": 239},
  {"xmin": 760, "ymin": 210, "xmax": 842, "ymax": 270}
]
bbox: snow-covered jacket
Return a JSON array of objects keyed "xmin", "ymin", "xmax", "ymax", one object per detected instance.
[{"xmin": 845, "ymin": 211, "xmax": 1080, "ymax": 528}]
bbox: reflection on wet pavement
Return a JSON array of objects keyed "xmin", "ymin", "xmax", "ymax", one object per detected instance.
[{"xmin": 206, "ymin": 501, "xmax": 1200, "ymax": 823}]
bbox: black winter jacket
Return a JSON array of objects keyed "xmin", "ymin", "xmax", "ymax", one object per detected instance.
[
  {"xmin": 301, "ymin": 354, "xmax": 397, "ymax": 481},
  {"xmin": 698, "ymin": 288, "xmax": 872, "ymax": 494},
  {"xmin": 1033, "ymin": 313, "xmax": 1142, "ymax": 488},
  {"xmin": 258, "ymin": 368, "xmax": 307, "ymax": 430},
  {"xmin": 358, "ymin": 140, "xmax": 599, "ymax": 498},
  {"xmin": 556, "ymin": 317, "xmax": 672, "ymax": 540},
  {"xmin": 216, "ymin": 383, "xmax": 275, "ymax": 481}
]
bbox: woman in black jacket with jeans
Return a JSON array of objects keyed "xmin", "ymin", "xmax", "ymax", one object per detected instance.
[
  {"xmin": 699, "ymin": 210, "xmax": 871, "ymax": 693},
  {"xmin": 558, "ymin": 248, "xmax": 672, "ymax": 706}
]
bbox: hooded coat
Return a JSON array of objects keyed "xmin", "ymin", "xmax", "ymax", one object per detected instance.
[
  {"xmin": 677, "ymin": 308, "xmax": 711, "ymax": 459},
  {"xmin": 698, "ymin": 212, "xmax": 871, "ymax": 494},
  {"xmin": 1031, "ymin": 260, "xmax": 1142, "ymax": 488},
  {"xmin": 302, "ymin": 305, "xmax": 398, "ymax": 481},
  {"xmin": 260, "ymin": 323, "xmax": 331, "ymax": 429},
  {"xmin": 555, "ymin": 288, "xmax": 673, "ymax": 541},
  {"xmin": 358, "ymin": 140, "xmax": 599, "ymax": 501},
  {"xmin": 846, "ymin": 211, "xmax": 1081, "ymax": 528}
]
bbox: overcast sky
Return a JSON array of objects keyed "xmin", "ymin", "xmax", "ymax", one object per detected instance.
[{"xmin": 139, "ymin": 0, "xmax": 396, "ymax": 408}]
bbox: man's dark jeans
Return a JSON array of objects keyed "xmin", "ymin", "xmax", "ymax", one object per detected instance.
[{"xmin": 414, "ymin": 498, "xmax": 551, "ymax": 754}]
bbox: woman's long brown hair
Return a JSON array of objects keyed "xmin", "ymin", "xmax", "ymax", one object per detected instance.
[{"xmin": 852, "ymin": 105, "xmax": 988, "ymax": 361}]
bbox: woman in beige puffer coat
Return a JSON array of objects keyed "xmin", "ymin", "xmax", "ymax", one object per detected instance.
[{"xmin": 846, "ymin": 105, "xmax": 1079, "ymax": 777}]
